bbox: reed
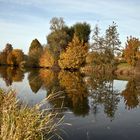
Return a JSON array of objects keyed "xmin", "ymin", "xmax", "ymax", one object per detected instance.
[{"xmin": 0, "ymin": 89, "xmax": 63, "ymax": 140}]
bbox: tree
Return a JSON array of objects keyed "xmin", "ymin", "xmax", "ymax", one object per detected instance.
[
  {"xmin": 73, "ymin": 22, "xmax": 91, "ymax": 43},
  {"xmin": 123, "ymin": 37, "xmax": 140, "ymax": 66},
  {"xmin": 105, "ymin": 22, "xmax": 121, "ymax": 59},
  {"xmin": 39, "ymin": 47, "xmax": 55, "ymax": 68},
  {"xmin": 47, "ymin": 17, "xmax": 71, "ymax": 61},
  {"xmin": 0, "ymin": 52, "xmax": 7, "ymax": 65},
  {"xmin": 0, "ymin": 43, "xmax": 13, "ymax": 65},
  {"xmin": 3, "ymin": 43, "xmax": 13, "ymax": 54},
  {"xmin": 91, "ymin": 25, "xmax": 105, "ymax": 52},
  {"xmin": 7, "ymin": 49, "xmax": 24, "ymax": 66},
  {"xmin": 28, "ymin": 39, "xmax": 43, "ymax": 67},
  {"xmin": 59, "ymin": 34, "xmax": 88, "ymax": 69}
]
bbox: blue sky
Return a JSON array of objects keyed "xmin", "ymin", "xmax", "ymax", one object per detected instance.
[{"xmin": 0, "ymin": 0, "xmax": 140, "ymax": 54}]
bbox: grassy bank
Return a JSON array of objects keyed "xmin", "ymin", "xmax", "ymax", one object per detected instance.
[
  {"xmin": 114, "ymin": 63, "xmax": 135, "ymax": 75},
  {"xmin": 0, "ymin": 89, "xmax": 63, "ymax": 140}
]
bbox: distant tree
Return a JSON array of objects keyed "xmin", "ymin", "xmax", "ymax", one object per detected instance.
[
  {"xmin": 105, "ymin": 22, "xmax": 121, "ymax": 59},
  {"xmin": 123, "ymin": 37, "xmax": 140, "ymax": 66},
  {"xmin": 50, "ymin": 17, "xmax": 65, "ymax": 31},
  {"xmin": 3, "ymin": 43, "xmax": 13, "ymax": 54},
  {"xmin": 7, "ymin": 49, "xmax": 24, "ymax": 66},
  {"xmin": 47, "ymin": 17, "xmax": 71, "ymax": 61},
  {"xmin": 73, "ymin": 22, "xmax": 91, "ymax": 43},
  {"xmin": 59, "ymin": 34, "xmax": 88, "ymax": 69},
  {"xmin": 28, "ymin": 39, "xmax": 43, "ymax": 67},
  {"xmin": 39, "ymin": 47, "xmax": 55, "ymax": 68},
  {"xmin": 0, "ymin": 43, "xmax": 13, "ymax": 65},
  {"xmin": 90, "ymin": 23, "xmax": 121, "ymax": 66},
  {"xmin": 91, "ymin": 25, "xmax": 105, "ymax": 52}
]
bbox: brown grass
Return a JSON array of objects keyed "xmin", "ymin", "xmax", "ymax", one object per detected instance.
[{"xmin": 0, "ymin": 89, "xmax": 63, "ymax": 140}]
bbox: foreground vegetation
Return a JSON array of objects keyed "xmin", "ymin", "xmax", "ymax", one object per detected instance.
[{"xmin": 0, "ymin": 89, "xmax": 63, "ymax": 140}]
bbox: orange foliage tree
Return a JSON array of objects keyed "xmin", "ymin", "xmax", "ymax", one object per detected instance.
[
  {"xmin": 59, "ymin": 34, "xmax": 88, "ymax": 69},
  {"xmin": 7, "ymin": 49, "xmax": 24, "ymax": 66},
  {"xmin": 123, "ymin": 37, "xmax": 140, "ymax": 66},
  {"xmin": 39, "ymin": 47, "xmax": 55, "ymax": 68}
]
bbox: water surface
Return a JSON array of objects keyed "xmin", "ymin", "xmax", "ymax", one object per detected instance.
[{"xmin": 0, "ymin": 66, "xmax": 140, "ymax": 140}]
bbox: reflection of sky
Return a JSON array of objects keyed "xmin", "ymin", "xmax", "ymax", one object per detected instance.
[
  {"xmin": 0, "ymin": 73, "xmax": 46, "ymax": 105},
  {"xmin": 0, "ymin": 0, "xmax": 140, "ymax": 53},
  {"xmin": 113, "ymin": 80, "xmax": 128, "ymax": 92}
]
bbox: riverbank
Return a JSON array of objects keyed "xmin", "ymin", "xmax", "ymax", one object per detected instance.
[
  {"xmin": 80, "ymin": 63, "xmax": 140, "ymax": 77},
  {"xmin": 114, "ymin": 62, "xmax": 140, "ymax": 76}
]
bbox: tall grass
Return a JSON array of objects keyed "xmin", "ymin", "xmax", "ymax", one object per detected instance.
[{"xmin": 0, "ymin": 89, "xmax": 63, "ymax": 140}]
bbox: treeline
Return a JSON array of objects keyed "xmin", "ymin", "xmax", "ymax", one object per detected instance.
[{"xmin": 0, "ymin": 17, "xmax": 140, "ymax": 69}]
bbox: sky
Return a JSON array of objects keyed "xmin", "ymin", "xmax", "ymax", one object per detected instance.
[{"xmin": 0, "ymin": 0, "xmax": 140, "ymax": 54}]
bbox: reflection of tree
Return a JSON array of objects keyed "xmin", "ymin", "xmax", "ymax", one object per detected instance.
[
  {"xmin": 0, "ymin": 67, "xmax": 24, "ymax": 86},
  {"xmin": 28, "ymin": 70, "xmax": 42, "ymax": 93},
  {"xmin": 39, "ymin": 69, "xmax": 62, "ymax": 94},
  {"xmin": 59, "ymin": 71, "xmax": 89, "ymax": 116},
  {"xmin": 39, "ymin": 69, "xmax": 65, "ymax": 109},
  {"xmin": 85, "ymin": 73, "xmax": 120, "ymax": 120},
  {"xmin": 122, "ymin": 79, "xmax": 140, "ymax": 110}
]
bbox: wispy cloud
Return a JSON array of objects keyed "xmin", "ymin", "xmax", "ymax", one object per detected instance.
[{"xmin": 0, "ymin": 0, "xmax": 140, "ymax": 53}]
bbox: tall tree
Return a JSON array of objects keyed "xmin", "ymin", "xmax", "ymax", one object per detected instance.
[
  {"xmin": 28, "ymin": 39, "xmax": 43, "ymax": 67},
  {"xmin": 123, "ymin": 37, "xmax": 140, "ymax": 66},
  {"xmin": 47, "ymin": 17, "xmax": 71, "ymax": 61},
  {"xmin": 105, "ymin": 22, "xmax": 121, "ymax": 59},
  {"xmin": 73, "ymin": 22, "xmax": 91, "ymax": 43}
]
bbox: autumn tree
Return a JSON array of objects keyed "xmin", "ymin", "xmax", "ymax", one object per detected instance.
[
  {"xmin": 28, "ymin": 39, "xmax": 43, "ymax": 67},
  {"xmin": 90, "ymin": 23, "xmax": 121, "ymax": 66},
  {"xmin": 7, "ymin": 49, "xmax": 24, "ymax": 66},
  {"xmin": 105, "ymin": 22, "xmax": 121, "ymax": 60},
  {"xmin": 123, "ymin": 37, "xmax": 140, "ymax": 66},
  {"xmin": 0, "ymin": 43, "xmax": 13, "ymax": 65},
  {"xmin": 47, "ymin": 17, "xmax": 71, "ymax": 62},
  {"xmin": 59, "ymin": 34, "xmax": 88, "ymax": 69},
  {"xmin": 73, "ymin": 22, "xmax": 91, "ymax": 43},
  {"xmin": 39, "ymin": 46, "xmax": 55, "ymax": 68}
]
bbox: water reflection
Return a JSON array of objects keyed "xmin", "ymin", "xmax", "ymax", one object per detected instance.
[
  {"xmin": 0, "ymin": 66, "xmax": 24, "ymax": 86},
  {"xmin": 59, "ymin": 71, "xmax": 89, "ymax": 116},
  {"xmin": 0, "ymin": 66, "xmax": 140, "ymax": 119},
  {"xmin": 85, "ymin": 73, "xmax": 120, "ymax": 120},
  {"xmin": 122, "ymin": 78, "xmax": 140, "ymax": 110},
  {"xmin": 28, "ymin": 70, "xmax": 42, "ymax": 93}
]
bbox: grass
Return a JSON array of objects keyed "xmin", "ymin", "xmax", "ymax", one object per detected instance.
[
  {"xmin": 0, "ymin": 89, "xmax": 63, "ymax": 140},
  {"xmin": 117, "ymin": 62, "xmax": 132, "ymax": 69}
]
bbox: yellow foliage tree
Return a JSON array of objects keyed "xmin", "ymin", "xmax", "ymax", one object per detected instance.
[
  {"xmin": 7, "ymin": 49, "xmax": 24, "ymax": 66},
  {"xmin": 123, "ymin": 37, "xmax": 140, "ymax": 66},
  {"xmin": 39, "ymin": 47, "xmax": 55, "ymax": 68},
  {"xmin": 59, "ymin": 34, "xmax": 88, "ymax": 69}
]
